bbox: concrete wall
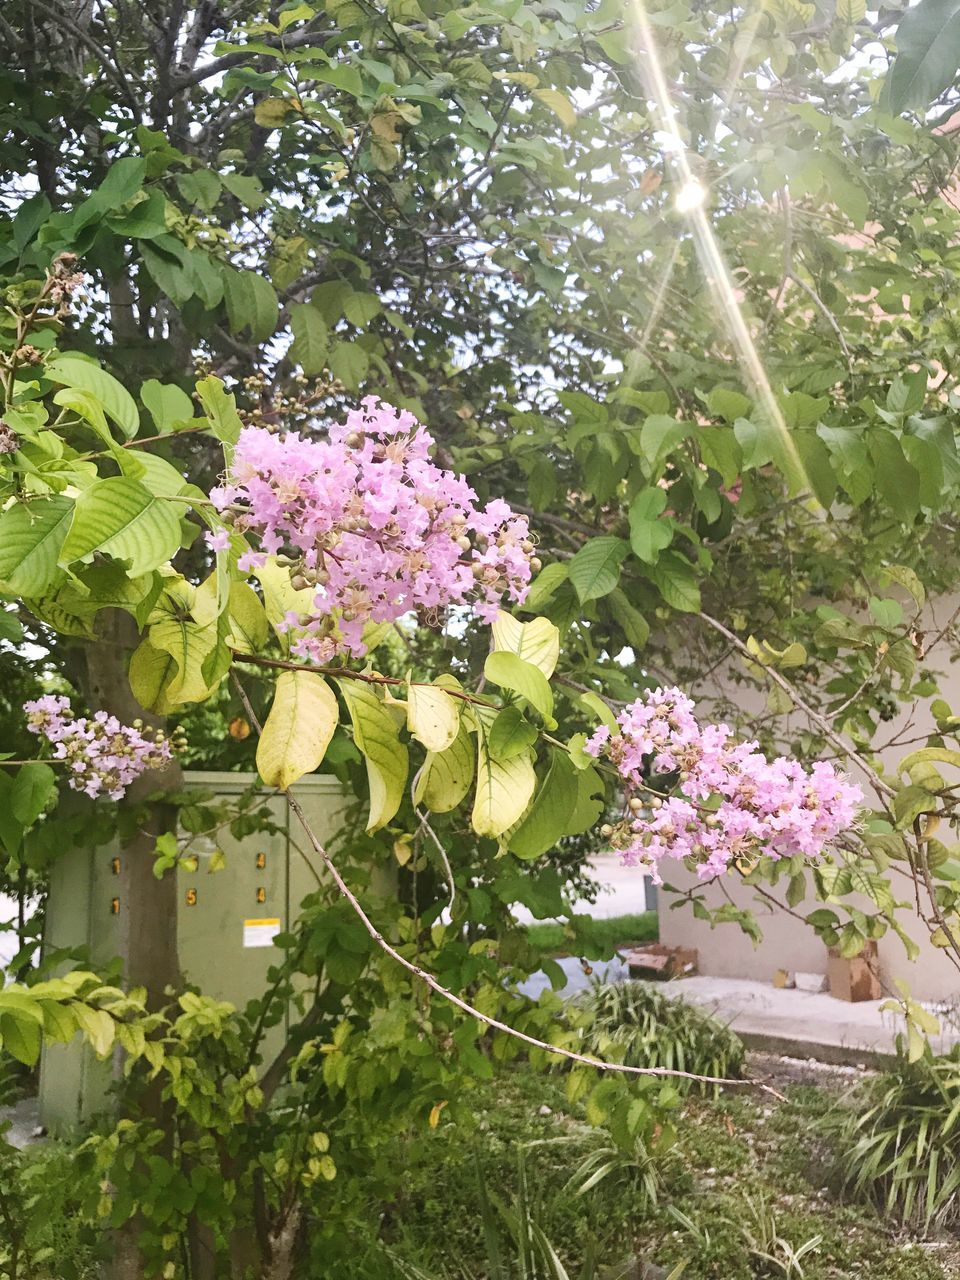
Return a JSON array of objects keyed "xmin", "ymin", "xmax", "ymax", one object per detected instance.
[{"xmin": 659, "ymin": 593, "xmax": 960, "ymax": 1004}]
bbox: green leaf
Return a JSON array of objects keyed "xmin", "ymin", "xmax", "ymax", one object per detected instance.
[
  {"xmin": 888, "ymin": 0, "xmax": 960, "ymax": 111},
  {"xmin": 407, "ymin": 681, "xmax": 460, "ymax": 752},
  {"xmin": 472, "ymin": 721, "xmax": 536, "ymax": 838},
  {"xmin": 509, "ymin": 751, "xmax": 579, "ymax": 859},
  {"xmin": 893, "ymin": 784, "xmax": 939, "ymax": 830},
  {"xmin": 869, "ymin": 431, "xmax": 920, "ymax": 522},
  {"xmin": 568, "ymin": 537, "xmax": 629, "ymax": 602},
  {"xmin": 488, "ymin": 706, "xmax": 539, "ymax": 761},
  {"xmin": 639, "ymin": 415, "xmax": 691, "ymax": 472},
  {"xmin": 195, "ymin": 376, "xmax": 242, "ymax": 446},
  {"xmin": 0, "ymin": 1011, "xmax": 42, "ymax": 1066},
  {"xmin": 646, "ymin": 551, "xmax": 701, "ymax": 613},
  {"xmin": 141, "ymin": 380, "xmax": 194, "ymax": 433},
  {"xmin": 880, "ymin": 563, "xmax": 925, "ymax": 610},
  {"xmin": 898, "ymin": 747, "xmax": 960, "ymax": 777},
  {"xmin": 484, "ymin": 651, "xmax": 556, "ymax": 727},
  {"xmin": 222, "ymin": 268, "xmax": 279, "ymax": 342},
  {"xmin": 176, "ymin": 169, "xmax": 222, "ymax": 211},
  {"xmin": 579, "ymin": 692, "xmax": 618, "ymax": 731},
  {"xmin": 60, "ymin": 477, "xmax": 182, "ymax": 576},
  {"xmin": 337, "ymin": 680, "xmax": 408, "ymax": 831},
  {"xmin": 0, "ymin": 496, "xmax": 73, "ymax": 596},
  {"xmin": 46, "ymin": 357, "xmax": 139, "ymax": 439},
  {"xmin": 491, "ymin": 611, "xmax": 560, "ymax": 677},
  {"xmin": 523, "ymin": 563, "xmax": 568, "ymax": 612},
  {"xmin": 289, "ymin": 303, "xmax": 329, "ymax": 374},
  {"xmin": 329, "ymin": 341, "xmax": 369, "ymax": 390},
  {"xmin": 628, "ymin": 488, "xmax": 672, "ymax": 563},
  {"xmin": 128, "ymin": 639, "xmax": 181, "ymax": 715},
  {"xmin": 414, "ymin": 724, "xmax": 475, "ymax": 812},
  {"xmin": 606, "ymin": 588, "xmax": 650, "ymax": 650},
  {"xmin": 11, "ymin": 763, "xmax": 56, "ymax": 827},
  {"xmin": 257, "ymin": 670, "xmax": 339, "ymax": 790},
  {"xmin": 567, "ymin": 765, "xmax": 605, "ymax": 835},
  {"xmin": 705, "ymin": 387, "xmax": 752, "ymax": 422},
  {"xmin": 696, "ymin": 426, "xmax": 742, "ymax": 487}
]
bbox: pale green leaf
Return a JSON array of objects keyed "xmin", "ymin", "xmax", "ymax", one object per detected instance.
[
  {"xmin": 337, "ymin": 679, "xmax": 408, "ymax": 831},
  {"xmin": 46, "ymin": 357, "xmax": 139, "ymax": 438},
  {"xmin": 0, "ymin": 496, "xmax": 73, "ymax": 596},
  {"xmin": 257, "ymin": 670, "xmax": 339, "ymax": 790},
  {"xmin": 414, "ymin": 723, "xmax": 475, "ymax": 812},
  {"xmin": 59, "ymin": 477, "xmax": 182, "ymax": 576},
  {"xmin": 491, "ymin": 611, "xmax": 560, "ymax": 677},
  {"xmin": 484, "ymin": 650, "xmax": 556, "ymax": 727},
  {"xmin": 407, "ymin": 681, "xmax": 460, "ymax": 752}
]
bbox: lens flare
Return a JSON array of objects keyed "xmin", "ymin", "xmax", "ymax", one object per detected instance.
[{"xmin": 627, "ymin": 0, "xmax": 814, "ymax": 503}]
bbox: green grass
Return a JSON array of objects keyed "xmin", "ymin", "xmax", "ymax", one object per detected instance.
[
  {"xmin": 525, "ymin": 912, "xmax": 658, "ymax": 956},
  {"xmin": 362, "ymin": 1067, "xmax": 958, "ymax": 1280}
]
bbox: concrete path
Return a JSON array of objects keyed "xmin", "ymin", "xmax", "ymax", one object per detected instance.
[
  {"xmin": 674, "ymin": 975, "xmax": 960, "ymax": 1064},
  {"xmin": 518, "ymin": 960, "xmax": 960, "ymax": 1065}
]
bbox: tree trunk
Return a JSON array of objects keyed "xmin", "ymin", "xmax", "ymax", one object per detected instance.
[
  {"xmin": 84, "ymin": 609, "xmax": 183, "ymax": 1280},
  {"xmin": 84, "ymin": 608, "xmax": 182, "ymax": 1011}
]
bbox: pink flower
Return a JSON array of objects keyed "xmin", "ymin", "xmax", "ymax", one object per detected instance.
[
  {"xmin": 587, "ymin": 687, "xmax": 862, "ymax": 881},
  {"xmin": 205, "ymin": 528, "xmax": 230, "ymax": 553},
  {"xmin": 24, "ymin": 698, "xmax": 177, "ymax": 800},
  {"xmin": 214, "ymin": 399, "xmax": 536, "ymax": 660}
]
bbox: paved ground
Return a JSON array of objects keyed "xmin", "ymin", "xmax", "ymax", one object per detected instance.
[
  {"xmin": 1, "ymin": 1096, "xmax": 40, "ymax": 1148},
  {"xmin": 517, "ymin": 958, "xmax": 960, "ymax": 1064}
]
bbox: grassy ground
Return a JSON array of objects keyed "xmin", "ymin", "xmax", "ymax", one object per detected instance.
[
  {"xmin": 525, "ymin": 911, "xmax": 658, "ymax": 955},
  {"xmin": 375, "ymin": 1058, "xmax": 960, "ymax": 1279}
]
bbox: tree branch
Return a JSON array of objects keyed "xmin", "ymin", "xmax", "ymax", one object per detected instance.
[{"xmin": 230, "ymin": 672, "xmax": 783, "ymax": 1098}]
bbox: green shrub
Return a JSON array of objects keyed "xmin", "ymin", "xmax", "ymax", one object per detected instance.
[
  {"xmin": 569, "ymin": 981, "xmax": 745, "ymax": 1093},
  {"xmin": 830, "ymin": 1043, "xmax": 960, "ymax": 1233}
]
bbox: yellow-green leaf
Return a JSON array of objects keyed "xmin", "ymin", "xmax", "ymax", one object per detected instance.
[
  {"xmin": 472, "ymin": 713, "xmax": 536, "ymax": 837},
  {"xmin": 59, "ymin": 477, "xmax": 182, "ymax": 576},
  {"xmin": 533, "ymin": 87, "xmax": 576, "ymax": 128},
  {"xmin": 491, "ymin": 611, "xmax": 560, "ymax": 677},
  {"xmin": 257, "ymin": 670, "xmax": 339, "ymax": 790},
  {"xmin": 484, "ymin": 651, "xmax": 556, "ymax": 727},
  {"xmin": 337, "ymin": 679, "xmax": 408, "ymax": 831},
  {"xmin": 414, "ymin": 723, "xmax": 475, "ymax": 812},
  {"xmin": 407, "ymin": 680, "xmax": 460, "ymax": 752}
]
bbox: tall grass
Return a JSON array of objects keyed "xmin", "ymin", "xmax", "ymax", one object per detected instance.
[
  {"xmin": 570, "ymin": 981, "xmax": 744, "ymax": 1092},
  {"xmin": 831, "ymin": 1043, "xmax": 960, "ymax": 1232}
]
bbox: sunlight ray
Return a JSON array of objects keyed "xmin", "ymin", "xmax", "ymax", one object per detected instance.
[{"xmin": 627, "ymin": 0, "xmax": 814, "ymax": 501}]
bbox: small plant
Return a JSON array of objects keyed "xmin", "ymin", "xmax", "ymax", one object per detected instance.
[
  {"xmin": 738, "ymin": 1192, "xmax": 822, "ymax": 1278},
  {"xmin": 666, "ymin": 1196, "xmax": 821, "ymax": 1280},
  {"xmin": 830, "ymin": 1042, "xmax": 960, "ymax": 1232},
  {"xmin": 570, "ymin": 982, "xmax": 745, "ymax": 1093},
  {"xmin": 385, "ymin": 1145, "xmax": 670, "ymax": 1280}
]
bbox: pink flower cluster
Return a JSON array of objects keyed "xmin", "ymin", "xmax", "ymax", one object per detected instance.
[
  {"xmin": 585, "ymin": 687, "xmax": 862, "ymax": 882},
  {"xmin": 209, "ymin": 398, "xmax": 537, "ymax": 660},
  {"xmin": 24, "ymin": 696, "xmax": 174, "ymax": 800}
]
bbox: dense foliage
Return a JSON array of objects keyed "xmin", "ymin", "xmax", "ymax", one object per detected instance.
[{"xmin": 3, "ymin": 0, "xmax": 960, "ymax": 1275}]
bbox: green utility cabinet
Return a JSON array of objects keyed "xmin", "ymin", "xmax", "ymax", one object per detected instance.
[{"xmin": 38, "ymin": 771, "xmax": 350, "ymax": 1133}]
